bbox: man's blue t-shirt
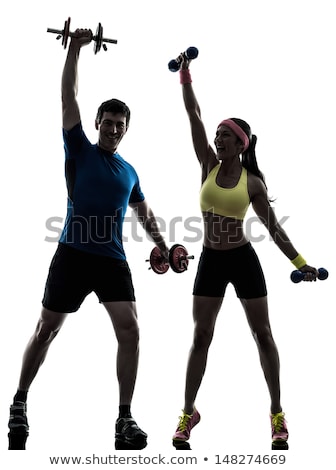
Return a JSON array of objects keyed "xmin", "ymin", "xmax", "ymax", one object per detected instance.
[{"xmin": 59, "ymin": 123, "xmax": 145, "ymax": 259}]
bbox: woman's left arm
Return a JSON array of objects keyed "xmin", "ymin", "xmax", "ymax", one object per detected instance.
[{"xmin": 250, "ymin": 177, "xmax": 318, "ymax": 277}]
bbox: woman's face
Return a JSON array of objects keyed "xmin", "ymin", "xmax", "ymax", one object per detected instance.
[{"xmin": 214, "ymin": 125, "xmax": 243, "ymax": 160}]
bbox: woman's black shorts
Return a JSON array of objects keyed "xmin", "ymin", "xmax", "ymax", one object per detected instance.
[
  {"xmin": 192, "ymin": 242, "xmax": 267, "ymax": 299},
  {"xmin": 42, "ymin": 243, "xmax": 135, "ymax": 313}
]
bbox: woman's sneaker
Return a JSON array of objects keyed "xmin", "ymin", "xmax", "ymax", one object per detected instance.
[
  {"xmin": 172, "ymin": 409, "xmax": 201, "ymax": 445},
  {"xmin": 271, "ymin": 411, "xmax": 289, "ymax": 449},
  {"xmin": 115, "ymin": 416, "xmax": 147, "ymax": 450}
]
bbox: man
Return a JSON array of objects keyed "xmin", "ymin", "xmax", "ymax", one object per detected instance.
[{"xmin": 8, "ymin": 28, "xmax": 168, "ymax": 451}]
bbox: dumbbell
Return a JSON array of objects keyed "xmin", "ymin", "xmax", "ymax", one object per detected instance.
[
  {"xmin": 47, "ymin": 17, "xmax": 118, "ymax": 53},
  {"xmin": 168, "ymin": 47, "xmax": 199, "ymax": 72},
  {"xmin": 290, "ymin": 267, "xmax": 329, "ymax": 283},
  {"xmin": 146, "ymin": 244, "xmax": 194, "ymax": 274}
]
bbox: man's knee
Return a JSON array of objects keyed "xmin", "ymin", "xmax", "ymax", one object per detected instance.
[
  {"xmin": 117, "ymin": 321, "xmax": 139, "ymax": 346},
  {"xmin": 35, "ymin": 319, "xmax": 61, "ymax": 345}
]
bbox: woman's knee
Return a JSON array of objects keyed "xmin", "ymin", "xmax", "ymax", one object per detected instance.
[
  {"xmin": 252, "ymin": 326, "xmax": 274, "ymax": 349},
  {"xmin": 193, "ymin": 326, "xmax": 214, "ymax": 350}
]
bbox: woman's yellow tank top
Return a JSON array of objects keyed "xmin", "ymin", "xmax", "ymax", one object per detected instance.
[{"xmin": 200, "ymin": 164, "xmax": 250, "ymax": 220}]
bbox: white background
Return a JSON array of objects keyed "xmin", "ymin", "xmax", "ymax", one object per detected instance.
[{"xmin": 1, "ymin": 0, "xmax": 334, "ymax": 468}]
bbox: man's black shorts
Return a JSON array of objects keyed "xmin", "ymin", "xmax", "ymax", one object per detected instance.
[
  {"xmin": 193, "ymin": 242, "xmax": 267, "ymax": 299},
  {"xmin": 42, "ymin": 243, "xmax": 135, "ymax": 313}
]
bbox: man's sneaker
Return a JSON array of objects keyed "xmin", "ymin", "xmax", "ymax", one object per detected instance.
[
  {"xmin": 173, "ymin": 409, "xmax": 201, "ymax": 442},
  {"xmin": 8, "ymin": 401, "xmax": 29, "ymax": 450},
  {"xmin": 115, "ymin": 416, "xmax": 147, "ymax": 450},
  {"xmin": 271, "ymin": 411, "xmax": 288, "ymax": 445}
]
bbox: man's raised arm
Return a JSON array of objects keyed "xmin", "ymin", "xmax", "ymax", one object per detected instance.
[{"xmin": 61, "ymin": 29, "xmax": 92, "ymax": 130}]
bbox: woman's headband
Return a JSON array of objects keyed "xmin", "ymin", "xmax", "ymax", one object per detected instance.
[{"xmin": 218, "ymin": 119, "xmax": 250, "ymax": 152}]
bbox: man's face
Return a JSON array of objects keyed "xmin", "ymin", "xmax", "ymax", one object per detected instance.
[{"xmin": 96, "ymin": 112, "xmax": 127, "ymax": 153}]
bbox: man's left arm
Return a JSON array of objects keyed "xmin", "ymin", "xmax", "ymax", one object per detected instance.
[{"xmin": 129, "ymin": 199, "xmax": 169, "ymax": 258}]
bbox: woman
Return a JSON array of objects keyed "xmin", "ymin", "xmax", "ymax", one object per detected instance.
[{"xmin": 171, "ymin": 54, "xmax": 318, "ymax": 450}]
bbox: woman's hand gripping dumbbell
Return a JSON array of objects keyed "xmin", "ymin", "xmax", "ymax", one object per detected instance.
[
  {"xmin": 168, "ymin": 47, "xmax": 199, "ymax": 72},
  {"xmin": 290, "ymin": 267, "xmax": 329, "ymax": 283}
]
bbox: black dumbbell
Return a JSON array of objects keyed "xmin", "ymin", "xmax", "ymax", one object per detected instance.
[
  {"xmin": 168, "ymin": 47, "xmax": 199, "ymax": 72},
  {"xmin": 47, "ymin": 17, "xmax": 117, "ymax": 53}
]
